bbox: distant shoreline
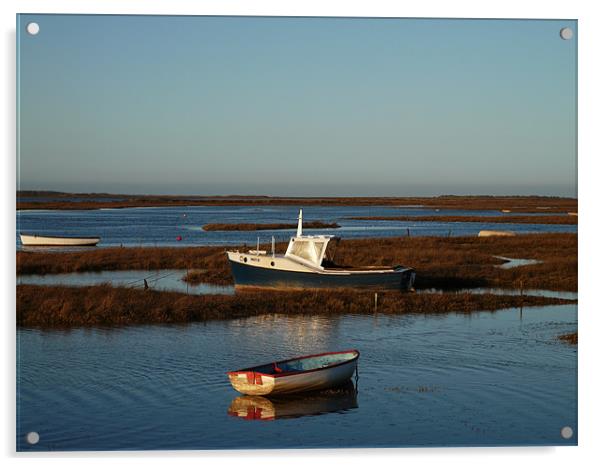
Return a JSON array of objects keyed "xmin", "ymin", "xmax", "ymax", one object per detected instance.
[
  {"xmin": 16, "ymin": 192, "xmax": 578, "ymax": 213},
  {"xmin": 348, "ymin": 214, "xmax": 577, "ymax": 225}
]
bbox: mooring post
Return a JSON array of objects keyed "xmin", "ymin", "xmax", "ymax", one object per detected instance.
[
  {"xmin": 519, "ymin": 280, "xmax": 524, "ymax": 320},
  {"xmin": 374, "ymin": 292, "xmax": 378, "ymax": 312},
  {"xmin": 406, "ymin": 228, "xmax": 410, "ymax": 237}
]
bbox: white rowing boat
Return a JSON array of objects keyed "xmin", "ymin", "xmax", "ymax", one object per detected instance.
[
  {"xmin": 227, "ymin": 349, "xmax": 359, "ymax": 396},
  {"xmin": 20, "ymin": 234, "xmax": 100, "ymax": 246}
]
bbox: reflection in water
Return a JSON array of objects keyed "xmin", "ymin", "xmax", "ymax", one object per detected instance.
[
  {"xmin": 228, "ymin": 381, "xmax": 358, "ymax": 421},
  {"xmin": 225, "ymin": 314, "xmax": 343, "ymax": 357}
]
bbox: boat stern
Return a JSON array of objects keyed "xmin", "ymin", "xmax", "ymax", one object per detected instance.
[
  {"xmin": 396, "ymin": 266, "xmax": 416, "ymax": 291},
  {"xmin": 228, "ymin": 371, "xmax": 276, "ymax": 396}
]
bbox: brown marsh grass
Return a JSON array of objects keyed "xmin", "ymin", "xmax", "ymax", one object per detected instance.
[
  {"xmin": 557, "ymin": 332, "xmax": 578, "ymax": 345},
  {"xmin": 17, "ymin": 193, "xmax": 577, "ymax": 213},
  {"xmin": 181, "ymin": 269, "xmax": 207, "ymax": 284},
  {"xmin": 328, "ymin": 233, "xmax": 577, "ymax": 291},
  {"xmin": 17, "ymin": 284, "xmax": 574, "ymax": 328},
  {"xmin": 348, "ymin": 215, "xmax": 578, "ymax": 225},
  {"xmin": 17, "ymin": 245, "xmax": 233, "ymax": 285},
  {"xmin": 17, "ymin": 233, "xmax": 578, "ymax": 291},
  {"xmin": 202, "ymin": 221, "xmax": 340, "ymax": 231}
]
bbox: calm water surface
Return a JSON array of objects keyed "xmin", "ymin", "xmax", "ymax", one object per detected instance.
[
  {"xmin": 17, "ymin": 269, "xmax": 235, "ymax": 295},
  {"xmin": 17, "ymin": 304, "xmax": 577, "ymax": 450},
  {"xmin": 16, "ymin": 205, "xmax": 576, "ymax": 249}
]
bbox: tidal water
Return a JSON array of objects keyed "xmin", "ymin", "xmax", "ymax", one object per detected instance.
[
  {"xmin": 16, "ymin": 204, "xmax": 578, "ymax": 450},
  {"xmin": 17, "ymin": 269, "xmax": 235, "ymax": 295},
  {"xmin": 16, "ymin": 205, "xmax": 576, "ymax": 249},
  {"xmin": 17, "ymin": 303, "xmax": 577, "ymax": 451}
]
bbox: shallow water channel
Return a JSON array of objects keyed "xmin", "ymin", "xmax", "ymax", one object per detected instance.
[
  {"xmin": 17, "ymin": 301, "xmax": 577, "ymax": 450},
  {"xmin": 17, "ymin": 269, "xmax": 235, "ymax": 295}
]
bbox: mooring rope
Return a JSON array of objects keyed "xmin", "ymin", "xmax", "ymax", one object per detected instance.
[{"xmin": 123, "ymin": 270, "xmax": 181, "ymax": 289}]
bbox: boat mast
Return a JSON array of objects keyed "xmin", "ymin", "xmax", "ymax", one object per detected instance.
[{"xmin": 297, "ymin": 209, "xmax": 303, "ymax": 237}]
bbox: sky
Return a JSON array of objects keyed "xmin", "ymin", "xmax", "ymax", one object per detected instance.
[{"xmin": 17, "ymin": 15, "xmax": 577, "ymax": 197}]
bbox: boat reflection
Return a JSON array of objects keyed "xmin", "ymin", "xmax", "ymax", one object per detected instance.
[{"xmin": 227, "ymin": 381, "xmax": 358, "ymax": 421}]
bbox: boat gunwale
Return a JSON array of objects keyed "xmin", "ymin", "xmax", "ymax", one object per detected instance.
[
  {"xmin": 228, "ymin": 257, "xmax": 413, "ymax": 276},
  {"xmin": 227, "ymin": 349, "xmax": 360, "ymax": 379}
]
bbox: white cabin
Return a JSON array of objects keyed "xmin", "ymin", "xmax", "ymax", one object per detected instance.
[
  {"xmin": 283, "ymin": 209, "xmax": 336, "ymax": 269},
  {"xmin": 226, "ymin": 209, "xmax": 338, "ymax": 272}
]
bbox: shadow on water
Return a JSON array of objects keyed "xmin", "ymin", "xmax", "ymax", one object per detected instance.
[{"xmin": 227, "ymin": 381, "xmax": 358, "ymax": 421}]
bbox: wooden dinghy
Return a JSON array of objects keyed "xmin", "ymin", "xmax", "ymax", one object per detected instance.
[
  {"xmin": 227, "ymin": 349, "xmax": 359, "ymax": 396},
  {"xmin": 20, "ymin": 234, "xmax": 100, "ymax": 246}
]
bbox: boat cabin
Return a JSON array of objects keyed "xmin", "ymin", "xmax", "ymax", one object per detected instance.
[
  {"xmin": 279, "ymin": 209, "xmax": 340, "ymax": 269},
  {"xmin": 285, "ymin": 234, "xmax": 339, "ymax": 269}
]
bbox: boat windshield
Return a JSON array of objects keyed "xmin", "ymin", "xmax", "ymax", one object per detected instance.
[
  {"xmin": 285, "ymin": 234, "xmax": 338, "ymax": 267},
  {"xmin": 288, "ymin": 239, "xmax": 326, "ymax": 265}
]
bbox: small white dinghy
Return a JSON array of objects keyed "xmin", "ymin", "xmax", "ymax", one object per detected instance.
[
  {"xmin": 20, "ymin": 234, "xmax": 100, "ymax": 247},
  {"xmin": 227, "ymin": 349, "xmax": 359, "ymax": 396}
]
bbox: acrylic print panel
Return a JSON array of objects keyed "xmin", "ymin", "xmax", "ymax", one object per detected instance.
[{"xmin": 16, "ymin": 15, "xmax": 577, "ymax": 451}]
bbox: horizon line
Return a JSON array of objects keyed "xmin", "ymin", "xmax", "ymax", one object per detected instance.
[{"xmin": 15, "ymin": 190, "xmax": 578, "ymax": 200}]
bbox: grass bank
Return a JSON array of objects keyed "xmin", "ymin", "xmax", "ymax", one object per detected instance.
[
  {"xmin": 16, "ymin": 233, "xmax": 578, "ymax": 291},
  {"xmin": 17, "ymin": 193, "xmax": 577, "ymax": 213},
  {"xmin": 17, "ymin": 285, "xmax": 574, "ymax": 328},
  {"xmin": 202, "ymin": 221, "xmax": 340, "ymax": 231},
  {"xmin": 17, "ymin": 245, "xmax": 233, "ymax": 285},
  {"xmin": 348, "ymin": 215, "xmax": 578, "ymax": 225},
  {"xmin": 557, "ymin": 332, "xmax": 578, "ymax": 345}
]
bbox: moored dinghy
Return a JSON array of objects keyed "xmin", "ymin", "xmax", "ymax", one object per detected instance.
[
  {"xmin": 227, "ymin": 349, "xmax": 360, "ymax": 396},
  {"xmin": 20, "ymin": 234, "xmax": 101, "ymax": 246}
]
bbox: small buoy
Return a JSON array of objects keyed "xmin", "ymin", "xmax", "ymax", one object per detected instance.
[{"xmin": 176, "ymin": 235, "xmax": 182, "ymax": 241}]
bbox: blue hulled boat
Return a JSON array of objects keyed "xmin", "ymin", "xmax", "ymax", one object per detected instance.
[{"xmin": 226, "ymin": 210, "xmax": 415, "ymax": 291}]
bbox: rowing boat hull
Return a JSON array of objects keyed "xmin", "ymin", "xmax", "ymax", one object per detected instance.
[
  {"xmin": 20, "ymin": 234, "xmax": 100, "ymax": 246},
  {"xmin": 228, "ymin": 350, "xmax": 359, "ymax": 396}
]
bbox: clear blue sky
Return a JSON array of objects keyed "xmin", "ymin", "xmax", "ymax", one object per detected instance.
[{"xmin": 17, "ymin": 15, "xmax": 577, "ymax": 197}]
